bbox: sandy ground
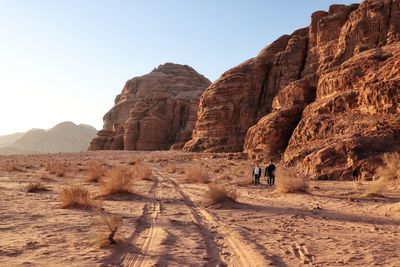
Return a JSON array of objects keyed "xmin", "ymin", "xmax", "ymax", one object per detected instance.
[{"xmin": 0, "ymin": 151, "xmax": 399, "ymax": 266}]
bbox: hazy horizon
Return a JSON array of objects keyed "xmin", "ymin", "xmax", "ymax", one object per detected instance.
[{"xmin": 0, "ymin": 0, "xmax": 360, "ymax": 135}]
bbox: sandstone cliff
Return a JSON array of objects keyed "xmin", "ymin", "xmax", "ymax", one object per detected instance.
[
  {"xmin": 89, "ymin": 63, "xmax": 210, "ymax": 151},
  {"xmin": 185, "ymin": 0, "xmax": 400, "ymax": 179}
]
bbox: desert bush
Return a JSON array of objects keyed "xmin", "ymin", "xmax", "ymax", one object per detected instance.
[
  {"xmin": 217, "ymin": 173, "xmax": 233, "ymax": 182},
  {"xmin": 205, "ymin": 183, "xmax": 237, "ymax": 205},
  {"xmin": 99, "ymin": 167, "xmax": 135, "ymax": 196},
  {"xmin": 1, "ymin": 161, "xmax": 24, "ymax": 172},
  {"xmin": 46, "ymin": 161, "xmax": 66, "ymax": 177},
  {"xmin": 86, "ymin": 160, "xmax": 107, "ymax": 182},
  {"xmin": 366, "ymin": 152, "xmax": 400, "ymax": 194},
  {"xmin": 237, "ymin": 175, "xmax": 254, "ymax": 186},
  {"xmin": 275, "ymin": 167, "xmax": 309, "ymax": 194},
  {"xmin": 165, "ymin": 163, "xmax": 177, "ymax": 173},
  {"xmin": 185, "ymin": 165, "xmax": 210, "ymax": 183},
  {"xmin": 132, "ymin": 164, "xmax": 152, "ymax": 181},
  {"xmin": 26, "ymin": 181, "xmax": 48, "ymax": 193},
  {"xmin": 93, "ymin": 214, "xmax": 123, "ymax": 247},
  {"xmin": 60, "ymin": 185, "xmax": 100, "ymax": 209}
]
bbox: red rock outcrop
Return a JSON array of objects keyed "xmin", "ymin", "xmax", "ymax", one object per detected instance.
[
  {"xmin": 285, "ymin": 44, "xmax": 400, "ymax": 179},
  {"xmin": 89, "ymin": 63, "xmax": 210, "ymax": 151},
  {"xmin": 186, "ymin": 0, "xmax": 400, "ymax": 179},
  {"xmin": 184, "ymin": 28, "xmax": 309, "ymax": 152}
]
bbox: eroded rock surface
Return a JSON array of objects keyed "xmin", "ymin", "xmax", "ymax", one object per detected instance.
[
  {"xmin": 186, "ymin": 0, "xmax": 400, "ymax": 179},
  {"xmin": 89, "ymin": 63, "xmax": 210, "ymax": 151}
]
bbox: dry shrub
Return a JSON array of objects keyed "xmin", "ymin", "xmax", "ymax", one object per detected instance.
[
  {"xmin": 205, "ymin": 183, "xmax": 237, "ymax": 205},
  {"xmin": 1, "ymin": 161, "xmax": 24, "ymax": 172},
  {"xmin": 185, "ymin": 165, "xmax": 210, "ymax": 183},
  {"xmin": 365, "ymin": 152, "xmax": 400, "ymax": 195},
  {"xmin": 238, "ymin": 176, "xmax": 254, "ymax": 186},
  {"xmin": 275, "ymin": 167, "xmax": 309, "ymax": 194},
  {"xmin": 27, "ymin": 181, "xmax": 48, "ymax": 193},
  {"xmin": 132, "ymin": 164, "xmax": 152, "ymax": 181},
  {"xmin": 99, "ymin": 167, "xmax": 135, "ymax": 196},
  {"xmin": 217, "ymin": 173, "xmax": 233, "ymax": 182},
  {"xmin": 46, "ymin": 161, "xmax": 66, "ymax": 177},
  {"xmin": 165, "ymin": 163, "xmax": 177, "ymax": 173},
  {"xmin": 93, "ymin": 214, "xmax": 123, "ymax": 247},
  {"xmin": 60, "ymin": 185, "xmax": 100, "ymax": 209},
  {"xmin": 86, "ymin": 161, "xmax": 107, "ymax": 182}
]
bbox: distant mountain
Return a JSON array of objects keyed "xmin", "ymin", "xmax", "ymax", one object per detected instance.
[
  {"xmin": 0, "ymin": 122, "xmax": 97, "ymax": 155},
  {"xmin": 0, "ymin": 132, "xmax": 25, "ymax": 147}
]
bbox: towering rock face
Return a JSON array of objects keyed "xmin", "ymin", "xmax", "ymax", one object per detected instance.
[
  {"xmin": 184, "ymin": 29, "xmax": 309, "ymax": 152},
  {"xmin": 186, "ymin": 0, "xmax": 400, "ymax": 179},
  {"xmin": 89, "ymin": 63, "xmax": 210, "ymax": 151}
]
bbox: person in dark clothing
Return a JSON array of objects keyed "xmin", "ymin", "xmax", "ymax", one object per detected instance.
[
  {"xmin": 252, "ymin": 163, "xmax": 261, "ymax": 186},
  {"xmin": 265, "ymin": 160, "xmax": 276, "ymax": 186},
  {"xmin": 352, "ymin": 165, "xmax": 362, "ymax": 181}
]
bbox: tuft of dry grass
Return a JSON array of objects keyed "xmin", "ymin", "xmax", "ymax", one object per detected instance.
[
  {"xmin": 205, "ymin": 183, "xmax": 237, "ymax": 205},
  {"xmin": 86, "ymin": 160, "xmax": 107, "ymax": 182},
  {"xmin": 366, "ymin": 152, "xmax": 400, "ymax": 195},
  {"xmin": 165, "ymin": 163, "xmax": 177, "ymax": 173},
  {"xmin": 46, "ymin": 161, "xmax": 66, "ymax": 177},
  {"xmin": 1, "ymin": 161, "xmax": 24, "ymax": 172},
  {"xmin": 132, "ymin": 164, "xmax": 152, "ymax": 181},
  {"xmin": 93, "ymin": 214, "xmax": 123, "ymax": 247},
  {"xmin": 185, "ymin": 165, "xmax": 210, "ymax": 183},
  {"xmin": 99, "ymin": 167, "xmax": 135, "ymax": 196},
  {"xmin": 237, "ymin": 175, "xmax": 254, "ymax": 186},
  {"xmin": 27, "ymin": 181, "xmax": 48, "ymax": 193},
  {"xmin": 60, "ymin": 185, "xmax": 100, "ymax": 209},
  {"xmin": 275, "ymin": 167, "xmax": 309, "ymax": 194},
  {"xmin": 217, "ymin": 173, "xmax": 233, "ymax": 182}
]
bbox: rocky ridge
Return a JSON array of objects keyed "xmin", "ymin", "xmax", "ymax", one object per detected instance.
[
  {"xmin": 89, "ymin": 63, "xmax": 211, "ymax": 151},
  {"xmin": 184, "ymin": 0, "xmax": 400, "ymax": 179},
  {"xmin": 0, "ymin": 122, "xmax": 97, "ymax": 154}
]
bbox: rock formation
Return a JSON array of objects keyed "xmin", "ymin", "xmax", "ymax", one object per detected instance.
[
  {"xmin": 89, "ymin": 63, "xmax": 210, "ymax": 151},
  {"xmin": 185, "ymin": 0, "xmax": 400, "ymax": 179},
  {"xmin": 0, "ymin": 122, "xmax": 97, "ymax": 155}
]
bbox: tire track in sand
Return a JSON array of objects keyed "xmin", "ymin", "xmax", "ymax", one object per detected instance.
[
  {"xmin": 122, "ymin": 201, "xmax": 162, "ymax": 267},
  {"xmin": 153, "ymin": 170, "xmax": 222, "ymax": 266},
  {"xmin": 100, "ymin": 179, "xmax": 160, "ymax": 267},
  {"xmin": 156, "ymin": 170, "xmax": 268, "ymax": 267},
  {"xmin": 122, "ymin": 177, "xmax": 165, "ymax": 267}
]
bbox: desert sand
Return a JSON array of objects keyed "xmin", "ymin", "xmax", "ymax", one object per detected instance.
[{"xmin": 0, "ymin": 151, "xmax": 399, "ymax": 266}]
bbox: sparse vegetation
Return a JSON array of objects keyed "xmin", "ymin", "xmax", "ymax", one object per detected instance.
[
  {"xmin": 365, "ymin": 152, "xmax": 400, "ymax": 195},
  {"xmin": 93, "ymin": 214, "xmax": 123, "ymax": 247},
  {"xmin": 60, "ymin": 185, "xmax": 100, "ymax": 209},
  {"xmin": 205, "ymin": 183, "xmax": 237, "ymax": 205},
  {"xmin": 86, "ymin": 160, "xmax": 107, "ymax": 182},
  {"xmin": 99, "ymin": 167, "xmax": 135, "ymax": 196},
  {"xmin": 165, "ymin": 163, "xmax": 177, "ymax": 173},
  {"xmin": 238, "ymin": 176, "xmax": 254, "ymax": 186},
  {"xmin": 217, "ymin": 173, "xmax": 233, "ymax": 182},
  {"xmin": 1, "ymin": 161, "xmax": 24, "ymax": 172},
  {"xmin": 275, "ymin": 167, "xmax": 309, "ymax": 194},
  {"xmin": 185, "ymin": 165, "xmax": 210, "ymax": 183},
  {"xmin": 46, "ymin": 161, "xmax": 66, "ymax": 177},
  {"xmin": 26, "ymin": 181, "xmax": 48, "ymax": 193},
  {"xmin": 132, "ymin": 164, "xmax": 152, "ymax": 181}
]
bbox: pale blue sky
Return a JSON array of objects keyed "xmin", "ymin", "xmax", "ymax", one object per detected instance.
[{"xmin": 0, "ymin": 0, "xmax": 360, "ymax": 135}]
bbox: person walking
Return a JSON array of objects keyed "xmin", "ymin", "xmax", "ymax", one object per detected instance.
[
  {"xmin": 352, "ymin": 165, "xmax": 362, "ymax": 181},
  {"xmin": 252, "ymin": 163, "xmax": 261, "ymax": 186},
  {"xmin": 265, "ymin": 160, "xmax": 276, "ymax": 187}
]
